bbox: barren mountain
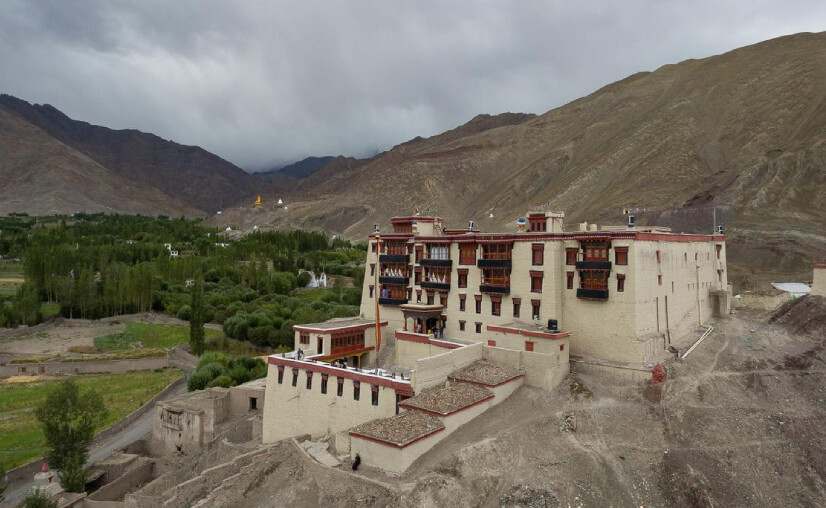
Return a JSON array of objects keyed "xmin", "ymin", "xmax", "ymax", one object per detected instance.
[
  {"xmin": 0, "ymin": 94, "xmax": 257, "ymax": 213},
  {"xmin": 0, "ymin": 104, "xmax": 199, "ymax": 217},
  {"xmin": 211, "ymin": 32, "xmax": 826, "ymax": 286}
]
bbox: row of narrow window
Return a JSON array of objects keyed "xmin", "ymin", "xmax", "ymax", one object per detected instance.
[{"xmin": 276, "ymin": 367, "xmax": 379, "ymax": 405}]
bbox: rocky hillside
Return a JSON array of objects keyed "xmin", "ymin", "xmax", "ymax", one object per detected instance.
[
  {"xmin": 211, "ymin": 32, "xmax": 826, "ymax": 285},
  {"xmin": 0, "ymin": 104, "xmax": 199, "ymax": 217},
  {"xmin": 0, "ymin": 94, "xmax": 258, "ymax": 213}
]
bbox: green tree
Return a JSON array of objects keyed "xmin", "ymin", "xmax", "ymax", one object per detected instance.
[
  {"xmin": 189, "ymin": 278, "xmax": 205, "ymax": 356},
  {"xmin": 35, "ymin": 380, "xmax": 107, "ymax": 493},
  {"xmin": 22, "ymin": 488, "xmax": 57, "ymax": 508}
]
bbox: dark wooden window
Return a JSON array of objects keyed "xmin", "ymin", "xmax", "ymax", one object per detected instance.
[
  {"xmin": 512, "ymin": 298, "xmax": 521, "ymax": 318},
  {"xmin": 566, "ymin": 248, "xmax": 578, "ymax": 265},
  {"xmin": 306, "ymin": 371, "xmax": 313, "ymax": 390},
  {"xmin": 615, "ymin": 247, "xmax": 628, "ymax": 265},
  {"xmin": 459, "ymin": 320, "xmax": 466, "ymax": 331},
  {"xmin": 459, "ymin": 294, "xmax": 466, "ymax": 311},
  {"xmin": 414, "ymin": 267, "xmax": 422, "ymax": 285},
  {"xmin": 487, "ymin": 340, "xmax": 496, "ymax": 347},
  {"xmin": 475, "ymin": 295, "xmax": 482, "ymax": 314},
  {"xmin": 716, "ymin": 244, "xmax": 722, "ymax": 259},
  {"xmin": 532, "ymin": 244, "xmax": 544, "ymax": 266},
  {"xmin": 321, "ymin": 374, "xmax": 328, "ymax": 394},
  {"xmin": 459, "ymin": 244, "xmax": 476, "ymax": 265},
  {"xmin": 656, "ymin": 250, "xmax": 661, "ymax": 263},
  {"xmin": 617, "ymin": 274, "xmax": 626, "ymax": 292},
  {"xmin": 580, "ymin": 271, "xmax": 608, "ymax": 290},
  {"xmin": 458, "ymin": 269, "xmax": 468, "ymax": 288},
  {"xmin": 584, "ymin": 243, "xmax": 609, "ymax": 261},
  {"xmin": 530, "ymin": 272, "xmax": 543, "ymax": 293},
  {"xmin": 566, "ymin": 271, "xmax": 574, "ymax": 290},
  {"xmin": 369, "ymin": 285, "xmax": 374, "ymax": 298},
  {"xmin": 277, "ymin": 365, "xmax": 284, "ymax": 384},
  {"xmin": 440, "ymin": 293, "xmax": 448, "ymax": 309},
  {"xmin": 416, "ymin": 289, "xmax": 422, "ymax": 303},
  {"xmin": 525, "ymin": 341, "xmax": 534, "ymax": 352},
  {"xmin": 427, "ymin": 292, "xmax": 434, "ymax": 305},
  {"xmin": 658, "ymin": 274, "xmax": 662, "ymax": 286},
  {"xmin": 299, "ymin": 333, "xmax": 310, "ymax": 345},
  {"xmin": 531, "ymin": 300, "xmax": 541, "ymax": 320},
  {"xmin": 491, "ymin": 297, "xmax": 501, "ymax": 316},
  {"xmin": 415, "ymin": 246, "xmax": 423, "ymax": 262},
  {"xmin": 475, "ymin": 322, "xmax": 482, "ymax": 333},
  {"xmin": 371, "ymin": 385, "xmax": 379, "ymax": 406},
  {"xmin": 337, "ymin": 377, "xmax": 344, "ymax": 396},
  {"xmin": 332, "ymin": 330, "xmax": 365, "ymax": 352},
  {"xmin": 353, "ymin": 381, "xmax": 360, "ymax": 401},
  {"xmin": 291, "ymin": 368, "xmax": 298, "ymax": 387},
  {"xmin": 529, "ymin": 216, "xmax": 547, "ymax": 232}
]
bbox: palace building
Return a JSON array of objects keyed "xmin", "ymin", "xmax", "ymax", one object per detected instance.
[
  {"xmin": 361, "ymin": 211, "xmax": 730, "ymax": 366},
  {"xmin": 262, "ymin": 210, "xmax": 730, "ymax": 473}
]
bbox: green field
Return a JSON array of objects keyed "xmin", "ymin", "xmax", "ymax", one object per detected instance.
[
  {"xmin": 0, "ymin": 262, "xmax": 24, "ymax": 297},
  {"xmin": 41, "ymin": 303, "xmax": 61, "ymax": 317},
  {"xmin": 0, "ymin": 368, "xmax": 183, "ymax": 470},
  {"xmin": 94, "ymin": 322, "xmax": 224, "ymax": 351}
]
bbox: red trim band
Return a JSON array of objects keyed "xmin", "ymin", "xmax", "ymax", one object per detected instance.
[{"xmin": 487, "ymin": 325, "xmax": 570, "ymax": 340}]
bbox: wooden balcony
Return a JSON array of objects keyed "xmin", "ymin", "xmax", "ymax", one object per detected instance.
[
  {"xmin": 477, "ymin": 258, "xmax": 512, "ymax": 268},
  {"xmin": 380, "ymin": 254, "xmax": 409, "ymax": 263},
  {"xmin": 420, "ymin": 258, "xmax": 452, "ymax": 267},
  {"xmin": 577, "ymin": 288, "xmax": 609, "ymax": 300},
  {"xmin": 421, "ymin": 281, "xmax": 450, "ymax": 291},
  {"xmin": 379, "ymin": 276, "xmax": 409, "ymax": 285},
  {"xmin": 575, "ymin": 260, "xmax": 612, "ymax": 270},
  {"xmin": 379, "ymin": 297, "xmax": 408, "ymax": 306},
  {"xmin": 480, "ymin": 284, "xmax": 510, "ymax": 295}
]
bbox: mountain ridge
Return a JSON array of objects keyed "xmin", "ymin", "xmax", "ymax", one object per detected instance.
[
  {"xmin": 210, "ymin": 31, "xmax": 826, "ymax": 285},
  {"xmin": 0, "ymin": 94, "xmax": 258, "ymax": 213}
]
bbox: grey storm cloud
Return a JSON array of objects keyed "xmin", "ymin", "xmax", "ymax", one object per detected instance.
[{"xmin": 1, "ymin": 0, "xmax": 824, "ymax": 170}]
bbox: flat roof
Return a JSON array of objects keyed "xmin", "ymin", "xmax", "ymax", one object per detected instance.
[
  {"xmin": 349, "ymin": 411, "xmax": 444, "ymax": 447},
  {"xmin": 771, "ymin": 282, "xmax": 811, "ymax": 295},
  {"xmin": 400, "ymin": 382, "xmax": 492, "ymax": 416},
  {"xmin": 293, "ymin": 317, "xmax": 386, "ymax": 332},
  {"xmin": 449, "ymin": 359, "xmax": 522, "ymax": 387}
]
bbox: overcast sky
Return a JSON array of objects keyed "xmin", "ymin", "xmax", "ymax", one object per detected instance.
[{"xmin": 1, "ymin": 1, "xmax": 824, "ymax": 171}]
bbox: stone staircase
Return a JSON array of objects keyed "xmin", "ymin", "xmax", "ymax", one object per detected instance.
[
  {"xmin": 159, "ymin": 446, "xmax": 279, "ymax": 508},
  {"xmin": 376, "ymin": 340, "xmax": 395, "ymax": 368}
]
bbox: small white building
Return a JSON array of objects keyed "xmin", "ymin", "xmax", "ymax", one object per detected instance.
[{"xmin": 770, "ymin": 282, "xmax": 811, "ymax": 299}]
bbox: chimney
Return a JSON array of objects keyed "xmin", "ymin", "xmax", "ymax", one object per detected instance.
[
  {"xmin": 468, "ymin": 220, "xmax": 474, "ymax": 231},
  {"xmin": 717, "ymin": 224, "xmax": 723, "ymax": 235},
  {"xmin": 628, "ymin": 214, "xmax": 635, "ymax": 228}
]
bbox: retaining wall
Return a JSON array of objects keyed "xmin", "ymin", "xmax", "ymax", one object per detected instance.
[
  {"xmin": 0, "ymin": 356, "xmax": 170, "ymax": 378},
  {"xmin": 88, "ymin": 459, "xmax": 154, "ymax": 502},
  {"xmin": 410, "ymin": 342, "xmax": 484, "ymax": 392}
]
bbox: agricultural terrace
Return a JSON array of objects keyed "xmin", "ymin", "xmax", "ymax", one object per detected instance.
[{"xmin": 0, "ymin": 368, "xmax": 183, "ymax": 470}]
